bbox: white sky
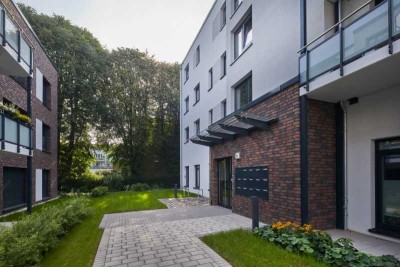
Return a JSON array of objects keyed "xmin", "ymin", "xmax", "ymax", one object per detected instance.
[{"xmin": 17, "ymin": 0, "xmax": 215, "ymax": 63}]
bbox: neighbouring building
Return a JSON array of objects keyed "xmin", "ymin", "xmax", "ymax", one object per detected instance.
[
  {"xmin": 181, "ymin": 0, "xmax": 400, "ymax": 239},
  {"xmin": 0, "ymin": 0, "xmax": 58, "ymax": 214},
  {"xmin": 90, "ymin": 149, "xmax": 113, "ymax": 173}
]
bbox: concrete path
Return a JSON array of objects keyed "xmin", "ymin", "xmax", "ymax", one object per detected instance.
[
  {"xmin": 327, "ymin": 229, "xmax": 400, "ymax": 258},
  {"xmin": 94, "ymin": 206, "xmax": 253, "ymax": 267}
]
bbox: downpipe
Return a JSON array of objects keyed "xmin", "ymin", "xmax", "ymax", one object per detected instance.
[{"xmin": 340, "ymin": 100, "xmax": 348, "ymax": 230}]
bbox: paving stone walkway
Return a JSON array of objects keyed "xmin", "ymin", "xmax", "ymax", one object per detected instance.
[
  {"xmin": 159, "ymin": 197, "xmax": 209, "ymax": 209},
  {"xmin": 94, "ymin": 206, "xmax": 253, "ymax": 267}
]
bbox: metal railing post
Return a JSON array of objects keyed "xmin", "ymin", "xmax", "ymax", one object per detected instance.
[
  {"xmin": 305, "ymin": 50, "xmax": 310, "ymax": 91},
  {"xmin": 340, "ymin": 26, "xmax": 344, "ymax": 77},
  {"xmin": 1, "ymin": 114, "xmax": 4, "ymax": 150},
  {"xmin": 17, "ymin": 122, "xmax": 20, "ymax": 153},
  {"xmin": 17, "ymin": 31, "xmax": 21, "ymax": 62},
  {"xmin": 388, "ymin": 0, "xmax": 393, "ymax": 54},
  {"xmin": 1, "ymin": 10, "xmax": 5, "ymax": 46}
]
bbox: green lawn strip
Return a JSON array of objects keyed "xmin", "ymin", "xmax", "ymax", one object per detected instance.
[
  {"xmin": 201, "ymin": 229, "xmax": 329, "ymax": 267},
  {"xmin": 0, "ymin": 190, "xmax": 190, "ymax": 267}
]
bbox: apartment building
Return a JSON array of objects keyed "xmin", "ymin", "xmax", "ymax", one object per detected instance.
[
  {"xmin": 182, "ymin": 0, "xmax": 400, "ymax": 239},
  {"xmin": 0, "ymin": 0, "xmax": 58, "ymax": 214}
]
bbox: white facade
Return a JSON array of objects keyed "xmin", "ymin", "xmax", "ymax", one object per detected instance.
[{"xmin": 180, "ymin": 0, "xmax": 300, "ymax": 197}]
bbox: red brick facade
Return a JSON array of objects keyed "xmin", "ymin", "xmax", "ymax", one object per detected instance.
[
  {"xmin": 0, "ymin": 0, "xmax": 58, "ymax": 214},
  {"xmin": 210, "ymin": 84, "xmax": 337, "ymax": 229}
]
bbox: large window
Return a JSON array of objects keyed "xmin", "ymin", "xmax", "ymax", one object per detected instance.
[
  {"xmin": 234, "ymin": 76, "xmax": 252, "ymax": 110},
  {"xmin": 194, "ymin": 119, "xmax": 200, "ymax": 135},
  {"xmin": 3, "ymin": 167, "xmax": 26, "ymax": 210},
  {"xmin": 234, "ymin": 15, "xmax": 252, "ymax": 59},
  {"xmin": 209, "ymin": 109, "xmax": 213, "ymax": 125},
  {"xmin": 194, "ymin": 84, "xmax": 200, "ymax": 105},
  {"xmin": 42, "ymin": 170, "xmax": 50, "ymax": 199},
  {"xmin": 195, "ymin": 165, "xmax": 200, "ymax": 188},
  {"xmin": 221, "ymin": 52, "xmax": 227, "ymax": 78},
  {"xmin": 185, "ymin": 127, "xmax": 189, "ymax": 143},
  {"xmin": 42, "ymin": 123, "xmax": 51, "ymax": 152},
  {"xmin": 208, "ymin": 68, "xmax": 213, "ymax": 90},
  {"xmin": 185, "ymin": 96, "xmax": 189, "ymax": 114},
  {"xmin": 43, "ymin": 77, "xmax": 51, "ymax": 109},
  {"xmin": 195, "ymin": 46, "xmax": 200, "ymax": 66},
  {"xmin": 185, "ymin": 166, "xmax": 189, "ymax": 188},
  {"xmin": 221, "ymin": 2, "xmax": 227, "ymax": 29},
  {"xmin": 184, "ymin": 64, "xmax": 189, "ymax": 82},
  {"xmin": 221, "ymin": 100, "xmax": 227, "ymax": 118}
]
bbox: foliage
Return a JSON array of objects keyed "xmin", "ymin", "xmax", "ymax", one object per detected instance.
[
  {"xmin": 125, "ymin": 183, "xmax": 150, "ymax": 192},
  {"xmin": 202, "ymin": 229, "xmax": 328, "ymax": 267},
  {"xmin": 90, "ymin": 186, "xmax": 109, "ymax": 197},
  {"xmin": 0, "ymin": 198, "xmax": 91, "ymax": 267},
  {"xmin": 0, "ymin": 102, "xmax": 32, "ymax": 124},
  {"xmin": 19, "ymin": 5, "xmax": 106, "ymax": 181},
  {"xmin": 254, "ymin": 222, "xmax": 400, "ymax": 267}
]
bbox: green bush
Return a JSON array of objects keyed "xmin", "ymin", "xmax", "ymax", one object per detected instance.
[
  {"xmin": 0, "ymin": 198, "xmax": 92, "ymax": 267},
  {"xmin": 131, "ymin": 183, "xmax": 150, "ymax": 192},
  {"xmin": 254, "ymin": 222, "xmax": 400, "ymax": 267},
  {"xmin": 90, "ymin": 186, "xmax": 109, "ymax": 197}
]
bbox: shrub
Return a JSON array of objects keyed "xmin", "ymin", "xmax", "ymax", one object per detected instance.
[
  {"xmin": 0, "ymin": 198, "xmax": 92, "ymax": 267},
  {"xmin": 254, "ymin": 222, "xmax": 400, "ymax": 267},
  {"xmin": 131, "ymin": 183, "xmax": 150, "ymax": 192},
  {"xmin": 91, "ymin": 186, "xmax": 109, "ymax": 197}
]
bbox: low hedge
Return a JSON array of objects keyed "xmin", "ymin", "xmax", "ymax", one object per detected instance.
[
  {"xmin": 91, "ymin": 186, "xmax": 109, "ymax": 197},
  {"xmin": 254, "ymin": 222, "xmax": 400, "ymax": 267},
  {"xmin": 0, "ymin": 198, "xmax": 92, "ymax": 267}
]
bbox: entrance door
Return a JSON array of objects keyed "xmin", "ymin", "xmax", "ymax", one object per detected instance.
[
  {"xmin": 218, "ymin": 158, "xmax": 232, "ymax": 209},
  {"xmin": 376, "ymin": 138, "xmax": 400, "ymax": 235}
]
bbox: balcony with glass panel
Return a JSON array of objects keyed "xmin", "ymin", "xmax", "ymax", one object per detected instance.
[
  {"xmin": 299, "ymin": 0, "xmax": 400, "ymax": 103},
  {"xmin": 0, "ymin": 113, "xmax": 32, "ymax": 156},
  {"xmin": 0, "ymin": 6, "xmax": 33, "ymax": 77}
]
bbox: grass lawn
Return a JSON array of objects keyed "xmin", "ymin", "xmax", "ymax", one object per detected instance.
[
  {"xmin": 201, "ymin": 229, "xmax": 329, "ymax": 267},
  {"xmin": 0, "ymin": 189, "xmax": 189, "ymax": 267}
]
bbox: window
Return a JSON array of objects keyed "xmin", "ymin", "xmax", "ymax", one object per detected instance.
[
  {"xmin": 234, "ymin": 15, "xmax": 252, "ymax": 59},
  {"xmin": 233, "ymin": 0, "xmax": 242, "ymax": 12},
  {"xmin": 185, "ymin": 96, "xmax": 189, "ymax": 114},
  {"xmin": 221, "ymin": 2, "xmax": 227, "ymax": 29},
  {"xmin": 42, "ymin": 170, "xmax": 50, "ymax": 199},
  {"xmin": 11, "ymin": 76, "xmax": 27, "ymax": 89},
  {"xmin": 43, "ymin": 77, "xmax": 51, "ymax": 109},
  {"xmin": 194, "ymin": 84, "xmax": 200, "ymax": 105},
  {"xmin": 3, "ymin": 167, "xmax": 26, "ymax": 209},
  {"xmin": 185, "ymin": 166, "xmax": 189, "ymax": 188},
  {"xmin": 185, "ymin": 127, "xmax": 189, "ymax": 143},
  {"xmin": 195, "ymin": 46, "xmax": 200, "ymax": 66},
  {"xmin": 375, "ymin": 0, "xmax": 384, "ymax": 6},
  {"xmin": 194, "ymin": 119, "xmax": 200, "ymax": 135},
  {"xmin": 235, "ymin": 76, "xmax": 252, "ymax": 110},
  {"xmin": 42, "ymin": 123, "xmax": 50, "ymax": 152},
  {"xmin": 209, "ymin": 109, "xmax": 213, "ymax": 125},
  {"xmin": 184, "ymin": 64, "xmax": 189, "ymax": 82},
  {"xmin": 195, "ymin": 165, "xmax": 200, "ymax": 188},
  {"xmin": 221, "ymin": 52, "xmax": 227, "ymax": 78},
  {"xmin": 221, "ymin": 100, "xmax": 227, "ymax": 118},
  {"xmin": 208, "ymin": 68, "xmax": 213, "ymax": 90}
]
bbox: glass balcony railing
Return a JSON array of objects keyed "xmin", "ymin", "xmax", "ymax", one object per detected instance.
[
  {"xmin": 0, "ymin": 113, "xmax": 32, "ymax": 150},
  {"xmin": 0, "ymin": 6, "xmax": 33, "ymax": 74},
  {"xmin": 300, "ymin": 0, "xmax": 400, "ymax": 86}
]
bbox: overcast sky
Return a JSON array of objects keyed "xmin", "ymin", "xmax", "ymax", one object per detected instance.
[{"xmin": 17, "ymin": 0, "xmax": 215, "ymax": 63}]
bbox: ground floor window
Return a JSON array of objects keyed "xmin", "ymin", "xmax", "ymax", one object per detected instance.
[
  {"xmin": 3, "ymin": 167, "xmax": 26, "ymax": 210},
  {"xmin": 195, "ymin": 165, "xmax": 200, "ymax": 188},
  {"xmin": 185, "ymin": 166, "xmax": 189, "ymax": 188},
  {"xmin": 42, "ymin": 170, "xmax": 50, "ymax": 199}
]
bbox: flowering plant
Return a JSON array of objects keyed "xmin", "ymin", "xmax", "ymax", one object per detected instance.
[{"xmin": 0, "ymin": 102, "xmax": 32, "ymax": 125}]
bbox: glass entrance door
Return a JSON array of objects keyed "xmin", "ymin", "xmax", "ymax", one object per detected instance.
[
  {"xmin": 376, "ymin": 138, "xmax": 400, "ymax": 234},
  {"xmin": 218, "ymin": 158, "xmax": 232, "ymax": 209}
]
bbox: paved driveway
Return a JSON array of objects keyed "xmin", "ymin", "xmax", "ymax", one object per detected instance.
[{"xmin": 94, "ymin": 206, "xmax": 253, "ymax": 267}]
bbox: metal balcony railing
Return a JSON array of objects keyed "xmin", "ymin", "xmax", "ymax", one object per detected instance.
[
  {"xmin": 299, "ymin": 0, "xmax": 400, "ymax": 88},
  {"xmin": 0, "ymin": 5, "xmax": 33, "ymax": 74},
  {"xmin": 0, "ymin": 113, "xmax": 32, "ymax": 152}
]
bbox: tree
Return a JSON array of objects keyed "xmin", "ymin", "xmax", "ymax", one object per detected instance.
[{"xmin": 19, "ymin": 5, "xmax": 109, "ymax": 181}]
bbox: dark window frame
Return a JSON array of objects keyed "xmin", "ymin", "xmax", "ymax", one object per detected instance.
[
  {"xmin": 208, "ymin": 68, "xmax": 213, "ymax": 91},
  {"xmin": 184, "ymin": 64, "xmax": 189, "ymax": 83},
  {"xmin": 184, "ymin": 96, "xmax": 189, "ymax": 114},
  {"xmin": 42, "ymin": 123, "xmax": 51, "ymax": 153},
  {"xmin": 185, "ymin": 166, "xmax": 189, "ymax": 188},
  {"xmin": 221, "ymin": 100, "xmax": 227, "ymax": 118},
  {"xmin": 194, "ymin": 119, "xmax": 200, "ymax": 135},
  {"xmin": 234, "ymin": 75, "xmax": 252, "ymax": 110},
  {"xmin": 221, "ymin": 2, "xmax": 227, "ymax": 30},
  {"xmin": 221, "ymin": 52, "xmax": 227, "ymax": 78},
  {"xmin": 42, "ymin": 76, "xmax": 51, "ymax": 110},
  {"xmin": 194, "ymin": 165, "xmax": 200, "ymax": 189},
  {"xmin": 193, "ymin": 84, "xmax": 200, "ymax": 105},
  {"xmin": 234, "ymin": 14, "xmax": 252, "ymax": 59},
  {"xmin": 209, "ymin": 109, "xmax": 213, "ymax": 125},
  {"xmin": 42, "ymin": 169, "xmax": 50, "ymax": 199},
  {"xmin": 184, "ymin": 127, "xmax": 189, "ymax": 143},
  {"xmin": 195, "ymin": 46, "xmax": 200, "ymax": 66}
]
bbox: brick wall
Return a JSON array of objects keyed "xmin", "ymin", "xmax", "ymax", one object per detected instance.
[
  {"xmin": 308, "ymin": 100, "xmax": 336, "ymax": 229},
  {"xmin": 0, "ymin": 0, "xmax": 58, "ymax": 213},
  {"xmin": 210, "ymin": 84, "xmax": 302, "ymax": 225}
]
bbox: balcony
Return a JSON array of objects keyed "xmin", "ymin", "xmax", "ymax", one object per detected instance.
[
  {"xmin": 299, "ymin": 0, "xmax": 400, "ymax": 102},
  {"xmin": 0, "ymin": 6, "xmax": 33, "ymax": 77},
  {"xmin": 0, "ymin": 113, "xmax": 32, "ymax": 156}
]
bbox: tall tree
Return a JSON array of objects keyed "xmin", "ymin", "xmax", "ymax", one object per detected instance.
[{"xmin": 19, "ymin": 5, "xmax": 108, "ymax": 182}]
